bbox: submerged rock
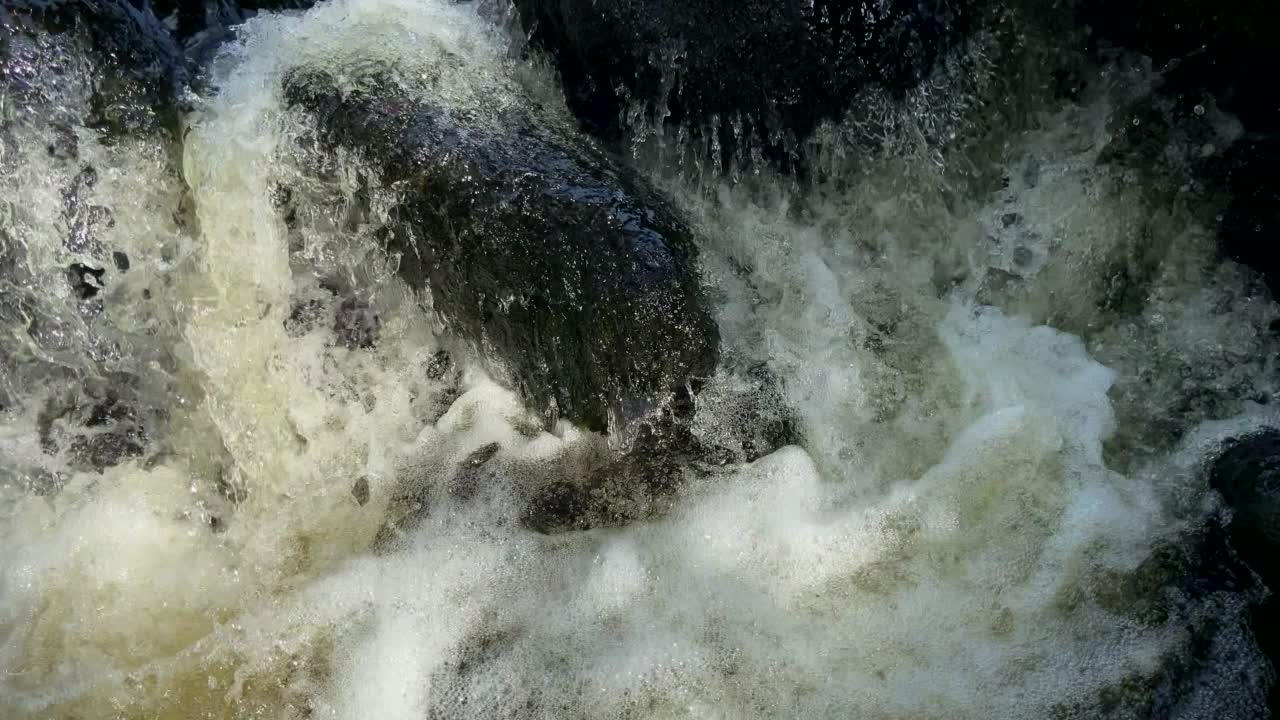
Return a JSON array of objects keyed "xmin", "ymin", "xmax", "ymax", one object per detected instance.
[
  {"xmin": 1132, "ymin": 521, "xmax": 1272, "ymax": 720},
  {"xmin": 523, "ymin": 366, "xmax": 800, "ymax": 534},
  {"xmin": 0, "ymin": 0, "xmax": 186, "ymax": 140},
  {"xmin": 1079, "ymin": 0, "xmax": 1280, "ymax": 137},
  {"xmin": 350, "ymin": 476, "xmax": 370, "ymax": 506},
  {"xmin": 1082, "ymin": 0, "xmax": 1280, "ymax": 298},
  {"xmin": 1217, "ymin": 138, "xmax": 1280, "ymax": 299},
  {"xmin": 66, "ymin": 262, "xmax": 105, "ymax": 300},
  {"xmin": 283, "ymin": 70, "xmax": 721, "ymax": 435},
  {"xmin": 36, "ymin": 383, "xmax": 152, "ymax": 473},
  {"xmin": 334, "ymin": 296, "xmax": 380, "ymax": 350},
  {"xmin": 372, "ymin": 441, "xmax": 506, "ymax": 554},
  {"xmin": 1212, "ymin": 429, "xmax": 1280, "ymax": 588},
  {"xmin": 1210, "ymin": 428, "xmax": 1280, "ymax": 714}
]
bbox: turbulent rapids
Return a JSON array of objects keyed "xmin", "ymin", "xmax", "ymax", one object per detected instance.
[{"xmin": 3, "ymin": 0, "xmax": 1280, "ymax": 718}]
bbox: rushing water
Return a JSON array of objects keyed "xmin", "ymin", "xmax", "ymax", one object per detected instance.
[{"xmin": 3, "ymin": 1, "xmax": 1279, "ymax": 718}]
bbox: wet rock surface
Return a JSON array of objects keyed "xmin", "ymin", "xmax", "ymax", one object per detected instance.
[
  {"xmin": 1210, "ymin": 429, "xmax": 1280, "ymax": 715},
  {"xmin": 1079, "ymin": 0, "xmax": 1280, "ymax": 136},
  {"xmin": 508, "ymin": 0, "xmax": 974, "ymax": 165},
  {"xmin": 1081, "ymin": 0, "xmax": 1280, "ymax": 298},
  {"xmin": 1216, "ymin": 138, "xmax": 1280, "ymax": 298},
  {"xmin": 2, "ymin": 0, "xmax": 188, "ymax": 488},
  {"xmin": 1212, "ymin": 430, "xmax": 1280, "ymax": 586},
  {"xmin": 1, "ymin": 0, "xmax": 186, "ymax": 140},
  {"xmin": 283, "ymin": 70, "xmax": 721, "ymax": 435},
  {"xmin": 333, "ymin": 296, "xmax": 380, "ymax": 350},
  {"xmin": 35, "ymin": 382, "xmax": 154, "ymax": 472}
]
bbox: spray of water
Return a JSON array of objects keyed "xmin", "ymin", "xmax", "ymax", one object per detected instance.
[{"xmin": 2, "ymin": 1, "xmax": 1277, "ymax": 718}]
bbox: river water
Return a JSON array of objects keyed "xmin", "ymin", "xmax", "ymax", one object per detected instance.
[{"xmin": 2, "ymin": 1, "xmax": 1279, "ymax": 718}]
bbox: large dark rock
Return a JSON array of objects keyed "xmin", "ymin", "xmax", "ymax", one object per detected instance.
[
  {"xmin": 1216, "ymin": 138, "xmax": 1280, "ymax": 299},
  {"xmin": 1210, "ymin": 428, "xmax": 1280, "ymax": 715},
  {"xmin": 0, "ymin": 0, "xmax": 187, "ymax": 140},
  {"xmin": 283, "ymin": 70, "xmax": 721, "ymax": 434},
  {"xmin": 1078, "ymin": 519, "xmax": 1272, "ymax": 719},
  {"xmin": 1079, "ymin": 0, "xmax": 1280, "ymax": 135},
  {"xmin": 148, "ymin": 0, "xmax": 315, "ymax": 41},
  {"xmin": 1080, "ymin": 0, "xmax": 1280, "ymax": 297},
  {"xmin": 509, "ymin": 0, "xmax": 974, "ymax": 164},
  {"xmin": 1212, "ymin": 429, "xmax": 1280, "ymax": 589}
]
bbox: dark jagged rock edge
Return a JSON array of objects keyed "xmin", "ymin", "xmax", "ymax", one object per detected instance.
[
  {"xmin": 1, "ymin": 0, "xmax": 186, "ymax": 476},
  {"xmin": 1, "ymin": 0, "xmax": 186, "ymax": 139},
  {"xmin": 1210, "ymin": 428, "xmax": 1280, "ymax": 716},
  {"xmin": 506, "ymin": 0, "xmax": 1279, "ymax": 299},
  {"xmin": 283, "ymin": 69, "xmax": 721, "ymax": 437},
  {"xmin": 1080, "ymin": 0, "xmax": 1280, "ymax": 299},
  {"xmin": 281, "ymin": 69, "xmax": 768, "ymax": 533},
  {"xmin": 507, "ymin": 0, "xmax": 974, "ymax": 171}
]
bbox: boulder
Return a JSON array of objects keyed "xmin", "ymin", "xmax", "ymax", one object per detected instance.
[
  {"xmin": 148, "ymin": 0, "xmax": 316, "ymax": 41},
  {"xmin": 508, "ymin": 0, "xmax": 974, "ymax": 164},
  {"xmin": 283, "ymin": 70, "xmax": 721, "ymax": 434},
  {"xmin": 1210, "ymin": 428, "xmax": 1280, "ymax": 714},
  {"xmin": 1087, "ymin": 520, "xmax": 1272, "ymax": 719},
  {"xmin": 1079, "ymin": 0, "xmax": 1280, "ymax": 298},
  {"xmin": 1211, "ymin": 429, "xmax": 1280, "ymax": 588},
  {"xmin": 1079, "ymin": 0, "xmax": 1280, "ymax": 136},
  {"xmin": 1216, "ymin": 138, "xmax": 1280, "ymax": 299}
]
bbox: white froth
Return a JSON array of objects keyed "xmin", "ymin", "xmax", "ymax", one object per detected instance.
[{"xmin": 3, "ymin": 0, "xmax": 1279, "ymax": 718}]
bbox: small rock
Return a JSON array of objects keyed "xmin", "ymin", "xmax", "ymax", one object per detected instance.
[
  {"xmin": 112, "ymin": 251, "xmax": 130, "ymax": 271},
  {"xmin": 68, "ymin": 429, "xmax": 145, "ymax": 472},
  {"xmin": 976, "ymin": 267, "xmax": 1024, "ymax": 305},
  {"xmin": 426, "ymin": 349, "xmax": 452, "ymax": 380},
  {"xmin": 67, "ymin": 263, "xmax": 105, "ymax": 299},
  {"xmin": 46, "ymin": 125, "xmax": 79, "ymax": 160},
  {"xmin": 450, "ymin": 442, "xmax": 501, "ymax": 503},
  {"xmin": 1013, "ymin": 246, "xmax": 1034, "ymax": 267},
  {"xmin": 284, "ymin": 298, "xmax": 326, "ymax": 337},
  {"xmin": 1210, "ymin": 429, "xmax": 1280, "ymax": 582},
  {"xmin": 334, "ymin": 297, "xmax": 380, "ymax": 349},
  {"xmin": 351, "ymin": 476, "xmax": 370, "ymax": 506}
]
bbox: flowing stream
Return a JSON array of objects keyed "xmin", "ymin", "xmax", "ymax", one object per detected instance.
[{"xmin": 2, "ymin": 1, "xmax": 1279, "ymax": 718}]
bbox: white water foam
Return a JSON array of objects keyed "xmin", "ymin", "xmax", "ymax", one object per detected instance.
[{"xmin": 2, "ymin": 1, "xmax": 1278, "ymax": 718}]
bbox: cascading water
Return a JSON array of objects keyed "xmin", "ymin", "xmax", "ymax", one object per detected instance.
[{"xmin": 2, "ymin": 0, "xmax": 1279, "ymax": 718}]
